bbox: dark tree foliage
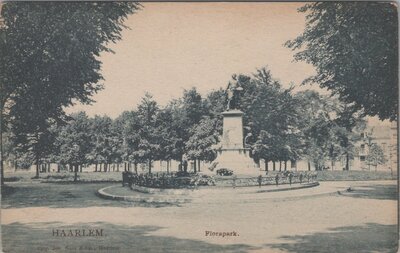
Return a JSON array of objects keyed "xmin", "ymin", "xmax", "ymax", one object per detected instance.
[
  {"xmin": 135, "ymin": 93, "xmax": 161, "ymax": 174},
  {"xmin": 0, "ymin": 2, "xmax": 140, "ymax": 181},
  {"xmin": 286, "ymin": 2, "xmax": 398, "ymax": 121},
  {"xmin": 1, "ymin": 2, "xmax": 140, "ymax": 119},
  {"xmin": 231, "ymin": 68, "xmax": 302, "ymax": 167}
]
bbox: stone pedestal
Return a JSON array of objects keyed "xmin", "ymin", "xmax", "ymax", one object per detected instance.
[{"xmin": 212, "ymin": 110, "xmax": 260, "ymax": 175}]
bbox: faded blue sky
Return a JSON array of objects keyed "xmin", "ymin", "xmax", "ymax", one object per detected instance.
[{"xmin": 68, "ymin": 2, "xmax": 321, "ymax": 118}]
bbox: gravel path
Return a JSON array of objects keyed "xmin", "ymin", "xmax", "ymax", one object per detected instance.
[{"xmin": 1, "ymin": 180, "xmax": 397, "ymax": 253}]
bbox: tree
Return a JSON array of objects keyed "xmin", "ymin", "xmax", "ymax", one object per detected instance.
[
  {"xmin": 252, "ymin": 130, "xmax": 276, "ymax": 171},
  {"xmin": 89, "ymin": 115, "xmax": 114, "ymax": 172},
  {"xmin": 295, "ymin": 91, "xmax": 338, "ymax": 170},
  {"xmin": 0, "ymin": 2, "xmax": 140, "ymax": 184},
  {"xmin": 334, "ymin": 105, "xmax": 366, "ymax": 170},
  {"xmin": 115, "ymin": 111, "xmax": 141, "ymax": 172},
  {"xmin": 295, "ymin": 90, "xmax": 367, "ymax": 171},
  {"xmin": 109, "ymin": 119, "xmax": 124, "ymax": 172},
  {"xmin": 185, "ymin": 117, "xmax": 221, "ymax": 171},
  {"xmin": 286, "ymin": 2, "xmax": 398, "ymax": 121},
  {"xmin": 11, "ymin": 112, "xmax": 57, "ymax": 178},
  {"xmin": 236, "ymin": 70, "xmax": 281, "ymax": 169},
  {"xmin": 231, "ymin": 67, "xmax": 303, "ymax": 170},
  {"xmin": 366, "ymin": 143, "xmax": 387, "ymax": 171},
  {"xmin": 155, "ymin": 107, "xmax": 181, "ymax": 173},
  {"xmin": 134, "ymin": 93, "xmax": 160, "ymax": 174},
  {"xmin": 56, "ymin": 112, "xmax": 92, "ymax": 181}
]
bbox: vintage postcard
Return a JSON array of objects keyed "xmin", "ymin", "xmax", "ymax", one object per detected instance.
[{"xmin": 0, "ymin": 1, "xmax": 398, "ymax": 253}]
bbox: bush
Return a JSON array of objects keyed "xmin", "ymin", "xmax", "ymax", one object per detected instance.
[
  {"xmin": 176, "ymin": 171, "xmax": 191, "ymax": 177},
  {"xmin": 123, "ymin": 171, "xmax": 215, "ymax": 189},
  {"xmin": 216, "ymin": 168, "xmax": 233, "ymax": 176}
]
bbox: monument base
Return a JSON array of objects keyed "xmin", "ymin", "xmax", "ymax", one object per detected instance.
[{"xmin": 212, "ymin": 148, "xmax": 261, "ymax": 176}]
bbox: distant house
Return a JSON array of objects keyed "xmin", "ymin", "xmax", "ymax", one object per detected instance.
[{"xmin": 352, "ymin": 122, "xmax": 397, "ymax": 171}]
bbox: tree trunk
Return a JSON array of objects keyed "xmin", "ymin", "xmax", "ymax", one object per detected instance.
[
  {"xmin": 95, "ymin": 163, "xmax": 98, "ymax": 172},
  {"xmin": 117, "ymin": 163, "xmax": 120, "ymax": 172},
  {"xmin": 198, "ymin": 160, "xmax": 201, "ymax": 172},
  {"xmin": 104, "ymin": 163, "xmax": 107, "ymax": 172},
  {"xmin": 167, "ymin": 160, "xmax": 170, "ymax": 174},
  {"xmin": 308, "ymin": 161, "xmax": 311, "ymax": 171},
  {"xmin": 74, "ymin": 164, "xmax": 78, "ymax": 182},
  {"xmin": 99, "ymin": 163, "xmax": 102, "ymax": 172},
  {"xmin": 194, "ymin": 159, "xmax": 197, "ymax": 173},
  {"xmin": 0, "ymin": 110, "xmax": 4, "ymax": 186},
  {"xmin": 279, "ymin": 161, "xmax": 282, "ymax": 172},
  {"xmin": 57, "ymin": 164, "xmax": 61, "ymax": 173},
  {"xmin": 112, "ymin": 164, "xmax": 115, "ymax": 172},
  {"xmin": 35, "ymin": 156, "xmax": 40, "ymax": 178},
  {"xmin": 331, "ymin": 160, "xmax": 334, "ymax": 170},
  {"xmin": 14, "ymin": 155, "xmax": 18, "ymax": 171},
  {"xmin": 148, "ymin": 160, "xmax": 152, "ymax": 174},
  {"xmin": 345, "ymin": 152, "xmax": 350, "ymax": 170},
  {"xmin": 79, "ymin": 164, "xmax": 82, "ymax": 173},
  {"xmin": 273, "ymin": 161, "xmax": 276, "ymax": 171},
  {"xmin": 48, "ymin": 163, "xmax": 51, "ymax": 172},
  {"xmin": 264, "ymin": 160, "xmax": 268, "ymax": 171},
  {"xmin": 134, "ymin": 163, "xmax": 138, "ymax": 174},
  {"xmin": 291, "ymin": 160, "xmax": 296, "ymax": 171},
  {"xmin": 284, "ymin": 161, "xmax": 287, "ymax": 171}
]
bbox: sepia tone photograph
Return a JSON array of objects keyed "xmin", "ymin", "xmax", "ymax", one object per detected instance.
[{"xmin": 0, "ymin": 1, "xmax": 398, "ymax": 253}]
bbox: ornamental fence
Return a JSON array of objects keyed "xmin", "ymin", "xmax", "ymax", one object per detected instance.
[{"xmin": 122, "ymin": 171, "xmax": 318, "ymax": 189}]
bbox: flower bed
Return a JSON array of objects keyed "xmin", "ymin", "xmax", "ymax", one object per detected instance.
[
  {"xmin": 122, "ymin": 171, "xmax": 215, "ymax": 189},
  {"xmin": 213, "ymin": 171, "xmax": 318, "ymax": 187}
]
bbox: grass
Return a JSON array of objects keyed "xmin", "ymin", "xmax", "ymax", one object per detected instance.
[
  {"xmin": 316, "ymin": 170, "xmax": 396, "ymax": 181},
  {"xmin": 3, "ymin": 169, "xmax": 396, "ymax": 184},
  {"xmin": 1, "ymin": 182, "xmax": 163, "ymax": 209},
  {"xmin": 1, "ymin": 180, "xmax": 397, "ymax": 253},
  {"xmin": 266, "ymin": 223, "xmax": 398, "ymax": 253},
  {"xmin": 2, "ymin": 222, "xmax": 258, "ymax": 253}
]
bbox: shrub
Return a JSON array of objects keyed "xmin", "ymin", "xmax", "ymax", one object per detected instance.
[
  {"xmin": 123, "ymin": 171, "xmax": 214, "ymax": 189},
  {"xmin": 176, "ymin": 171, "xmax": 191, "ymax": 177},
  {"xmin": 216, "ymin": 168, "xmax": 233, "ymax": 176}
]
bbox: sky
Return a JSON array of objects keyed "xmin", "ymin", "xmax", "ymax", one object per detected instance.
[{"xmin": 67, "ymin": 2, "xmax": 320, "ymax": 118}]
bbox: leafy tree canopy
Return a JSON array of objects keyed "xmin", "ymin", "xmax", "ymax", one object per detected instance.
[
  {"xmin": 1, "ymin": 2, "xmax": 140, "ymax": 121},
  {"xmin": 286, "ymin": 2, "xmax": 398, "ymax": 121}
]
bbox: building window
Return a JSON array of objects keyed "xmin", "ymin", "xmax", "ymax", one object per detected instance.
[{"xmin": 360, "ymin": 156, "xmax": 366, "ymax": 161}]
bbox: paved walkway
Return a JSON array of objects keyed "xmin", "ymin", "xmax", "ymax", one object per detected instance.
[
  {"xmin": 98, "ymin": 182, "xmax": 324, "ymax": 204},
  {"xmin": 2, "ymin": 180, "xmax": 397, "ymax": 253}
]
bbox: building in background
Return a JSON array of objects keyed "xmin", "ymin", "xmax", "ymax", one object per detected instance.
[{"xmin": 353, "ymin": 123, "xmax": 395, "ymax": 171}]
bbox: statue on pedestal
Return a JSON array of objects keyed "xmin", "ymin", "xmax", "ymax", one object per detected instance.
[{"xmin": 226, "ymin": 77, "xmax": 243, "ymax": 110}]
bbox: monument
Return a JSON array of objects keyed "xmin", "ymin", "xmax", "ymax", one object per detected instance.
[{"xmin": 212, "ymin": 80, "xmax": 259, "ymax": 175}]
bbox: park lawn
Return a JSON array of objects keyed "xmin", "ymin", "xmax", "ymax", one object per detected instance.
[
  {"xmin": 1, "ymin": 182, "xmax": 164, "ymax": 209},
  {"xmin": 2, "ymin": 169, "xmax": 396, "ymax": 185},
  {"xmin": 1, "ymin": 180, "xmax": 398, "ymax": 253},
  {"xmin": 316, "ymin": 170, "xmax": 395, "ymax": 181}
]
